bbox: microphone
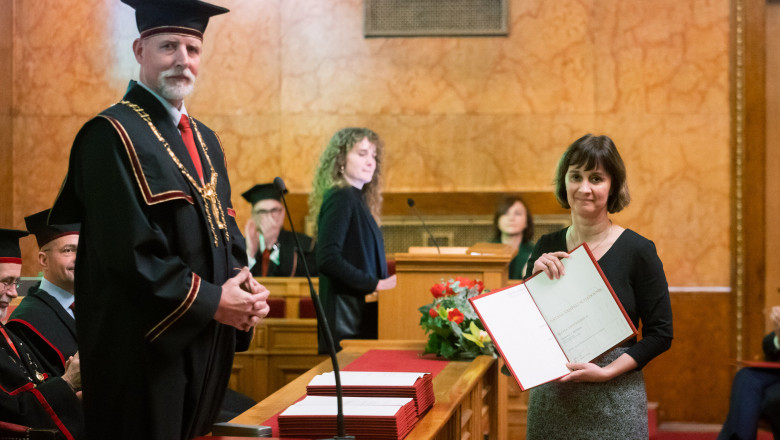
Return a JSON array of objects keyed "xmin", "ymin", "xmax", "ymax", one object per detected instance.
[
  {"xmin": 407, "ymin": 198, "xmax": 440, "ymax": 254},
  {"xmin": 273, "ymin": 177, "xmax": 354, "ymax": 440}
]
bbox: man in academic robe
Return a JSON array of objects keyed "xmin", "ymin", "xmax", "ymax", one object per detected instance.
[
  {"xmin": 48, "ymin": 1, "xmax": 270, "ymax": 439},
  {"xmin": 6, "ymin": 209, "xmax": 79, "ymax": 376},
  {"xmin": 242, "ymin": 183, "xmax": 317, "ymax": 278},
  {"xmin": 0, "ymin": 228, "xmax": 84, "ymax": 440}
]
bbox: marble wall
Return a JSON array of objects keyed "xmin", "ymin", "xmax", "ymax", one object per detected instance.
[{"xmin": 8, "ymin": 0, "xmax": 730, "ymax": 286}]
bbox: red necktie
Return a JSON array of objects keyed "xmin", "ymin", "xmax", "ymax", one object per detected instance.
[
  {"xmin": 178, "ymin": 115, "xmax": 204, "ymax": 184},
  {"xmin": 0, "ymin": 326, "xmax": 20, "ymax": 358},
  {"xmin": 261, "ymin": 249, "xmax": 271, "ymax": 277}
]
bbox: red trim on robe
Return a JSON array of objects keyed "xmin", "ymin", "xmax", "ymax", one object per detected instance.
[
  {"xmin": 30, "ymin": 387, "xmax": 75, "ymax": 440},
  {"xmin": 146, "ymin": 274, "xmax": 201, "ymax": 342},
  {"xmin": 102, "ymin": 115, "xmax": 195, "ymax": 206},
  {"xmin": 0, "ymin": 257, "xmax": 22, "ymax": 264},
  {"xmin": 1, "ymin": 381, "xmax": 36, "ymax": 396},
  {"xmin": 6, "ymin": 319, "xmax": 67, "ymax": 369}
]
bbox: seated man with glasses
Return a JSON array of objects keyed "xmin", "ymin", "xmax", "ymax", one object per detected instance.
[
  {"xmin": 0, "ymin": 228, "xmax": 83, "ymax": 439},
  {"xmin": 6, "ymin": 209, "xmax": 79, "ymax": 376},
  {"xmin": 242, "ymin": 183, "xmax": 317, "ymax": 277}
]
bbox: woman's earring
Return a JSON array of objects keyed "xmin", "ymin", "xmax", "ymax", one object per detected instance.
[{"xmin": 339, "ymin": 165, "xmax": 344, "ymax": 175}]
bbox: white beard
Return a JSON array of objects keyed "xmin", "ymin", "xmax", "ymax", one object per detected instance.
[{"xmin": 157, "ymin": 67, "xmax": 196, "ymax": 102}]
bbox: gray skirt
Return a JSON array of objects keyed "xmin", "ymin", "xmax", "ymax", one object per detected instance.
[{"xmin": 526, "ymin": 347, "xmax": 648, "ymax": 440}]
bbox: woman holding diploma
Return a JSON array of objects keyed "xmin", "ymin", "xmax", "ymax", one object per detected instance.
[
  {"xmin": 308, "ymin": 128, "xmax": 397, "ymax": 354},
  {"xmin": 525, "ymin": 134, "xmax": 673, "ymax": 439}
]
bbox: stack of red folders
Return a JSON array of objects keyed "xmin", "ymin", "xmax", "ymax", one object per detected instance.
[
  {"xmin": 277, "ymin": 395, "xmax": 418, "ymax": 440},
  {"xmin": 306, "ymin": 371, "xmax": 435, "ymax": 418}
]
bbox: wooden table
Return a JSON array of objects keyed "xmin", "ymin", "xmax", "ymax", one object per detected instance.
[{"xmin": 228, "ymin": 340, "xmax": 505, "ymax": 440}]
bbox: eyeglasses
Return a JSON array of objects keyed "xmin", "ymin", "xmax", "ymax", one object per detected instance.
[
  {"xmin": 254, "ymin": 208, "xmax": 283, "ymax": 216},
  {"xmin": 0, "ymin": 278, "xmax": 21, "ymax": 292}
]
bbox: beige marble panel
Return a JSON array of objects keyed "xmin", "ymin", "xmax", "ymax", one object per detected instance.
[
  {"xmin": 592, "ymin": 0, "xmax": 729, "ymax": 114},
  {"xmin": 12, "ymin": 115, "xmax": 81, "ymax": 219},
  {"xmin": 280, "ymin": 0, "xmax": 598, "ymax": 115},
  {"xmin": 9, "ymin": 0, "xmax": 732, "ymax": 287},
  {"xmin": 190, "ymin": 0, "xmax": 281, "ymax": 116},
  {"xmin": 13, "ymin": 0, "xmax": 124, "ymax": 116},
  {"xmin": 599, "ymin": 114, "xmax": 731, "ymax": 287},
  {"xmin": 202, "ymin": 114, "xmax": 282, "ymax": 228}
]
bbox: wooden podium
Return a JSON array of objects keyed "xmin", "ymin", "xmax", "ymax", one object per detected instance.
[{"xmin": 378, "ymin": 243, "xmax": 515, "ymax": 340}]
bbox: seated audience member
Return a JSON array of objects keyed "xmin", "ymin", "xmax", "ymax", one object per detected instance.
[
  {"xmin": 718, "ymin": 305, "xmax": 780, "ymax": 440},
  {"xmin": 242, "ymin": 183, "xmax": 317, "ymax": 277},
  {"xmin": 0, "ymin": 228, "xmax": 83, "ymax": 439},
  {"xmin": 7, "ymin": 213, "xmax": 252, "ymax": 424},
  {"xmin": 491, "ymin": 196, "xmax": 535, "ymax": 279},
  {"xmin": 7, "ymin": 209, "xmax": 79, "ymax": 376}
]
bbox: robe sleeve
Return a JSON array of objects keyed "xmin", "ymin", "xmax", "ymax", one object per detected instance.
[{"xmin": 0, "ymin": 371, "xmax": 82, "ymax": 440}]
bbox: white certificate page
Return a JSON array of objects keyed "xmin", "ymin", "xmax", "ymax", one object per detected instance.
[
  {"xmin": 524, "ymin": 245, "xmax": 635, "ymax": 364},
  {"xmin": 470, "ymin": 283, "xmax": 571, "ymax": 390}
]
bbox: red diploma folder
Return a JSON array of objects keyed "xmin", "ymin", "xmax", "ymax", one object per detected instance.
[{"xmin": 469, "ymin": 243, "xmax": 637, "ymax": 390}]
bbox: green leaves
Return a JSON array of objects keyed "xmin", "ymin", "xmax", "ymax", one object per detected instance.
[{"xmin": 419, "ymin": 278, "xmax": 496, "ymax": 360}]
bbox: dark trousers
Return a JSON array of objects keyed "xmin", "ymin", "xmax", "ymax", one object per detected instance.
[{"xmin": 719, "ymin": 367, "xmax": 780, "ymax": 440}]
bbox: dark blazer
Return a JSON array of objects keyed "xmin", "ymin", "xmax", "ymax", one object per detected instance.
[
  {"xmin": 0, "ymin": 323, "xmax": 84, "ymax": 439},
  {"xmin": 7, "ymin": 284, "xmax": 78, "ymax": 376},
  {"xmin": 250, "ymin": 229, "xmax": 317, "ymax": 277},
  {"xmin": 316, "ymin": 186, "xmax": 387, "ymax": 353},
  {"xmin": 49, "ymin": 82, "xmax": 249, "ymax": 440}
]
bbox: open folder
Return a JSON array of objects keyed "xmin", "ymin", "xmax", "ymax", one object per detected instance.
[{"xmin": 469, "ymin": 243, "xmax": 637, "ymax": 391}]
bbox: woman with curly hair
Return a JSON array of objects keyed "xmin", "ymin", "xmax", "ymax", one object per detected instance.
[{"xmin": 308, "ymin": 127, "xmax": 397, "ymax": 353}]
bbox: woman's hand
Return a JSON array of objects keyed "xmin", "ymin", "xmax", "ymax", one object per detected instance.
[
  {"xmin": 531, "ymin": 251, "xmax": 570, "ymax": 279},
  {"xmin": 376, "ymin": 274, "xmax": 397, "ymax": 291},
  {"xmin": 558, "ymin": 362, "xmax": 610, "ymax": 383},
  {"xmin": 559, "ymin": 353, "xmax": 638, "ymax": 384}
]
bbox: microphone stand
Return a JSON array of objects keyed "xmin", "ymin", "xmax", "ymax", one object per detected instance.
[
  {"xmin": 275, "ymin": 178, "xmax": 354, "ymax": 440},
  {"xmin": 407, "ymin": 198, "xmax": 441, "ymax": 254}
]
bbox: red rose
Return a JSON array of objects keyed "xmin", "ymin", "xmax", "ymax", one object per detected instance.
[
  {"xmin": 430, "ymin": 283, "xmax": 446, "ymax": 298},
  {"xmin": 447, "ymin": 308, "xmax": 464, "ymax": 324},
  {"xmin": 475, "ymin": 280, "xmax": 485, "ymax": 293},
  {"xmin": 445, "ymin": 285, "xmax": 456, "ymax": 296},
  {"xmin": 429, "ymin": 307, "xmax": 439, "ymax": 318},
  {"xmin": 455, "ymin": 276, "xmax": 475, "ymax": 289}
]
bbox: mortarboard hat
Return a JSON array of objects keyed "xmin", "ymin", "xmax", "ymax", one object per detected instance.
[
  {"xmin": 242, "ymin": 183, "xmax": 282, "ymax": 205},
  {"xmin": 0, "ymin": 229, "xmax": 30, "ymax": 264},
  {"xmin": 120, "ymin": 0, "xmax": 229, "ymax": 40},
  {"xmin": 24, "ymin": 210, "xmax": 80, "ymax": 249}
]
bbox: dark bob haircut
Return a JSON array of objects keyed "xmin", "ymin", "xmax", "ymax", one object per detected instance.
[
  {"xmin": 554, "ymin": 134, "xmax": 630, "ymax": 213},
  {"xmin": 493, "ymin": 196, "xmax": 534, "ymax": 244}
]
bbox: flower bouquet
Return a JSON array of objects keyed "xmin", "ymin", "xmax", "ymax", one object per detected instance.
[{"xmin": 418, "ymin": 276, "xmax": 496, "ymax": 360}]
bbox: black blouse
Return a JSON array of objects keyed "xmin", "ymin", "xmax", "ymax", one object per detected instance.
[{"xmin": 525, "ymin": 228, "xmax": 673, "ymax": 369}]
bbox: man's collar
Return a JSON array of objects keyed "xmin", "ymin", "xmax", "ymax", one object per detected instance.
[
  {"xmin": 136, "ymin": 81, "xmax": 189, "ymax": 126},
  {"xmin": 39, "ymin": 277, "xmax": 74, "ymax": 315}
]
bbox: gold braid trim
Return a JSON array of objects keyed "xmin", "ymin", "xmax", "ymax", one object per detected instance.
[{"xmin": 119, "ymin": 100, "xmax": 229, "ymax": 247}]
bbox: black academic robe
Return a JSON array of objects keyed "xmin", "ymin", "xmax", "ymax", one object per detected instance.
[
  {"xmin": 49, "ymin": 82, "xmax": 250, "ymax": 440},
  {"xmin": 316, "ymin": 186, "xmax": 387, "ymax": 354},
  {"xmin": 0, "ymin": 323, "xmax": 84, "ymax": 440},
  {"xmin": 250, "ymin": 229, "xmax": 317, "ymax": 277},
  {"xmin": 7, "ymin": 284, "xmax": 77, "ymax": 376}
]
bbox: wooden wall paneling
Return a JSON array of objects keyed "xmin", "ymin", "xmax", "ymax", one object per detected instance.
[
  {"xmin": 764, "ymin": 1, "xmax": 780, "ymax": 338},
  {"xmin": 643, "ymin": 291, "xmax": 732, "ymax": 423},
  {"xmin": 733, "ymin": 0, "xmax": 767, "ymax": 363}
]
